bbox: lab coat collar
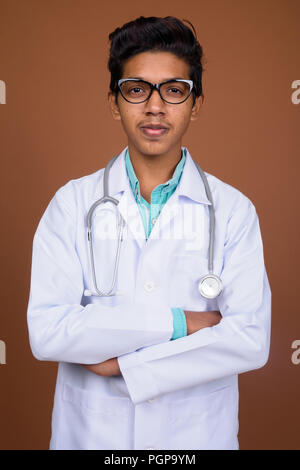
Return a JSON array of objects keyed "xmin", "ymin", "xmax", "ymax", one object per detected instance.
[
  {"xmin": 106, "ymin": 147, "xmax": 129, "ymax": 197},
  {"xmin": 177, "ymin": 147, "xmax": 212, "ymax": 205}
]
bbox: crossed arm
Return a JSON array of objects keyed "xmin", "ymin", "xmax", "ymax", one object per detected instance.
[
  {"xmin": 27, "ymin": 189, "xmax": 271, "ymax": 403},
  {"xmin": 82, "ymin": 310, "xmax": 222, "ymax": 376}
]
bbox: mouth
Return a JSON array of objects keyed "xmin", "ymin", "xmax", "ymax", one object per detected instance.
[{"xmin": 140, "ymin": 125, "xmax": 169, "ymax": 138}]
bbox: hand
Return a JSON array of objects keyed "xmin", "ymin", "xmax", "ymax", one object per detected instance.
[
  {"xmin": 82, "ymin": 357, "xmax": 121, "ymax": 377},
  {"xmin": 184, "ymin": 310, "xmax": 222, "ymax": 335}
]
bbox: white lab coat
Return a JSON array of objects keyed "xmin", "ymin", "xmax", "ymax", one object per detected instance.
[{"xmin": 27, "ymin": 146, "xmax": 271, "ymax": 450}]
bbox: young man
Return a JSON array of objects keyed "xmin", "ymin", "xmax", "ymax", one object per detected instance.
[{"xmin": 27, "ymin": 16, "xmax": 271, "ymax": 450}]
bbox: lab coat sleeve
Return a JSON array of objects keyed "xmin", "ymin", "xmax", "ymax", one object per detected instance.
[
  {"xmin": 27, "ymin": 186, "xmax": 173, "ymax": 364},
  {"xmin": 117, "ymin": 197, "xmax": 272, "ymax": 404}
]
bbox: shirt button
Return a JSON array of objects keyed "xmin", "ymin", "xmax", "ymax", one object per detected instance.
[
  {"xmin": 151, "ymin": 218, "xmax": 157, "ymax": 225},
  {"xmin": 144, "ymin": 281, "xmax": 156, "ymax": 293}
]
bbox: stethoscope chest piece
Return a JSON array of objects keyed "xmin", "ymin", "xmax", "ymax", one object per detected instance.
[{"xmin": 198, "ymin": 274, "xmax": 223, "ymax": 299}]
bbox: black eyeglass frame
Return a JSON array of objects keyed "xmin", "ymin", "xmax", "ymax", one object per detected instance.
[{"xmin": 117, "ymin": 78, "xmax": 194, "ymax": 104}]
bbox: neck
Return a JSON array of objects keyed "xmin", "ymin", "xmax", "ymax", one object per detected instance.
[{"xmin": 127, "ymin": 144, "xmax": 183, "ymax": 202}]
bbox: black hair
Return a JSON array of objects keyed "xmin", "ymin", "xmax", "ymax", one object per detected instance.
[{"xmin": 107, "ymin": 16, "xmax": 205, "ymax": 107}]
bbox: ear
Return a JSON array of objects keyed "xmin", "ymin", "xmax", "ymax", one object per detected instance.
[
  {"xmin": 108, "ymin": 91, "xmax": 121, "ymax": 121},
  {"xmin": 190, "ymin": 94, "xmax": 204, "ymax": 122}
]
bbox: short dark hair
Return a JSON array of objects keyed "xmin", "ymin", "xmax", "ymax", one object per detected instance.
[{"xmin": 107, "ymin": 16, "xmax": 205, "ymax": 106}]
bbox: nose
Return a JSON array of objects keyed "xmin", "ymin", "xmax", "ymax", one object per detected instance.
[{"xmin": 144, "ymin": 87, "xmax": 166, "ymax": 113}]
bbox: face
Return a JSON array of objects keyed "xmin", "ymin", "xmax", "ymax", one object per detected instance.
[{"xmin": 108, "ymin": 51, "xmax": 202, "ymax": 160}]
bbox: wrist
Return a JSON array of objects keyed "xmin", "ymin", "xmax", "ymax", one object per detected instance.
[
  {"xmin": 171, "ymin": 308, "xmax": 187, "ymax": 340},
  {"xmin": 184, "ymin": 310, "xmax": 192, "ymax": 335}
]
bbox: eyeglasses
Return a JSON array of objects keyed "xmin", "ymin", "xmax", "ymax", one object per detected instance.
[{"xmin": 117, "ymin": 78, "xmax": 194, "ymax": 104}]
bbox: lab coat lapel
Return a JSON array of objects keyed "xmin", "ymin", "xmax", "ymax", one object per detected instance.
[
  {"xmin": 117, "ymin": 188, "xmax": 147, "ymax": 250},
  {"xmin": 108, "ymin": 147, "xmax": 146, "ymax": 250},
  {"xmin": 147, "ymin": 148, "xmax": 212, "ymax": 243},
  {"xmin": 146, "ymin": 191, "xmax": 180, "ymax": 242}
]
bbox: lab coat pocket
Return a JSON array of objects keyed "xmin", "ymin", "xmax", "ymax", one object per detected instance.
[
  {"xmin": 169, "ymin": 384, "xmax": 238, "ymax": 450},
  {"xmin": 167, "ymin": 253, "xmax": 223, "ymax": 311},
  {"xmin": 56, "ymin": 383, "xmax": 134, "ymax": 450}
]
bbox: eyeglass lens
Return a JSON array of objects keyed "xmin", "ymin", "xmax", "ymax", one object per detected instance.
[{"xmin": 119, "ymin": 80, "xmax": 191, "ymax": 103}]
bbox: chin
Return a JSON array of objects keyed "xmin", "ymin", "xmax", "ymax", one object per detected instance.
[{"xmin": 134, "ymin": 139, "xmax": 172, "ymax": 156}]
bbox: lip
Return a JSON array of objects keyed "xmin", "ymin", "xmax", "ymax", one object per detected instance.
[{"xmin": 140, "ymin": 127, "xmax": 169, "ymax": 138}]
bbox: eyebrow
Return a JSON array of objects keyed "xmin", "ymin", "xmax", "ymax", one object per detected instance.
[{"xmin": 125, "ymin": 76, "xmax": 186, "ymax": 82}]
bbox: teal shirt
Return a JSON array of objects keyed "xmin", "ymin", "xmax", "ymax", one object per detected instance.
[{"xmin": 125, "ymin": 148, "xmax": 187, "ymax": 341}]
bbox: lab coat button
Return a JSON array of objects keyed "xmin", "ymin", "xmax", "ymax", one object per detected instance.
[
  {"xmin": 147, "ymin": 447, "xmax": 154, "ymax": 450},
  {"xmin": 147, "ymin": 398, "xmax": 156, "ymax": 403},
  {"xmin": 144, "ymin": 281, "xmax": 156, "ymax": 293}
]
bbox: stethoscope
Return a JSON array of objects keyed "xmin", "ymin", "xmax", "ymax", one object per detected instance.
[{"xmin": 84, "ymin": 154, "xmax": 223, "ymax": 300}]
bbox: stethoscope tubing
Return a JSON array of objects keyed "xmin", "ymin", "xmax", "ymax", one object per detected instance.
[{"xmin": 85, "ymin": 153, "xmax": 222, "ymax": 298}]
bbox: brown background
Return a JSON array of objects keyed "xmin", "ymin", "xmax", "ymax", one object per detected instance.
[{"xmin": 0, "ymin": 0, "xmax": 299, "ymax": 450}]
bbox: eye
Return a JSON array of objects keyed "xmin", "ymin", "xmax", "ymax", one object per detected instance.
[
  {"xmin": 163, "ymin": 82, "xmax": 187, "ymax": 96},
  {"xmin": 128, "ymin": 86, "xmax": 146, "ymax": 95},
  {"xmin": 171, "ymin": 88, "xmax": 182, "ymax": 94}
]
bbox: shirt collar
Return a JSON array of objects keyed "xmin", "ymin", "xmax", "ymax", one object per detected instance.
[
  {"xmin": 107, "ymin": 146, "xmax": 211, "ymax": 206},
  {"xmin": 125, "ymin": 147, "xmax": 187, "ymax": 201}
]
